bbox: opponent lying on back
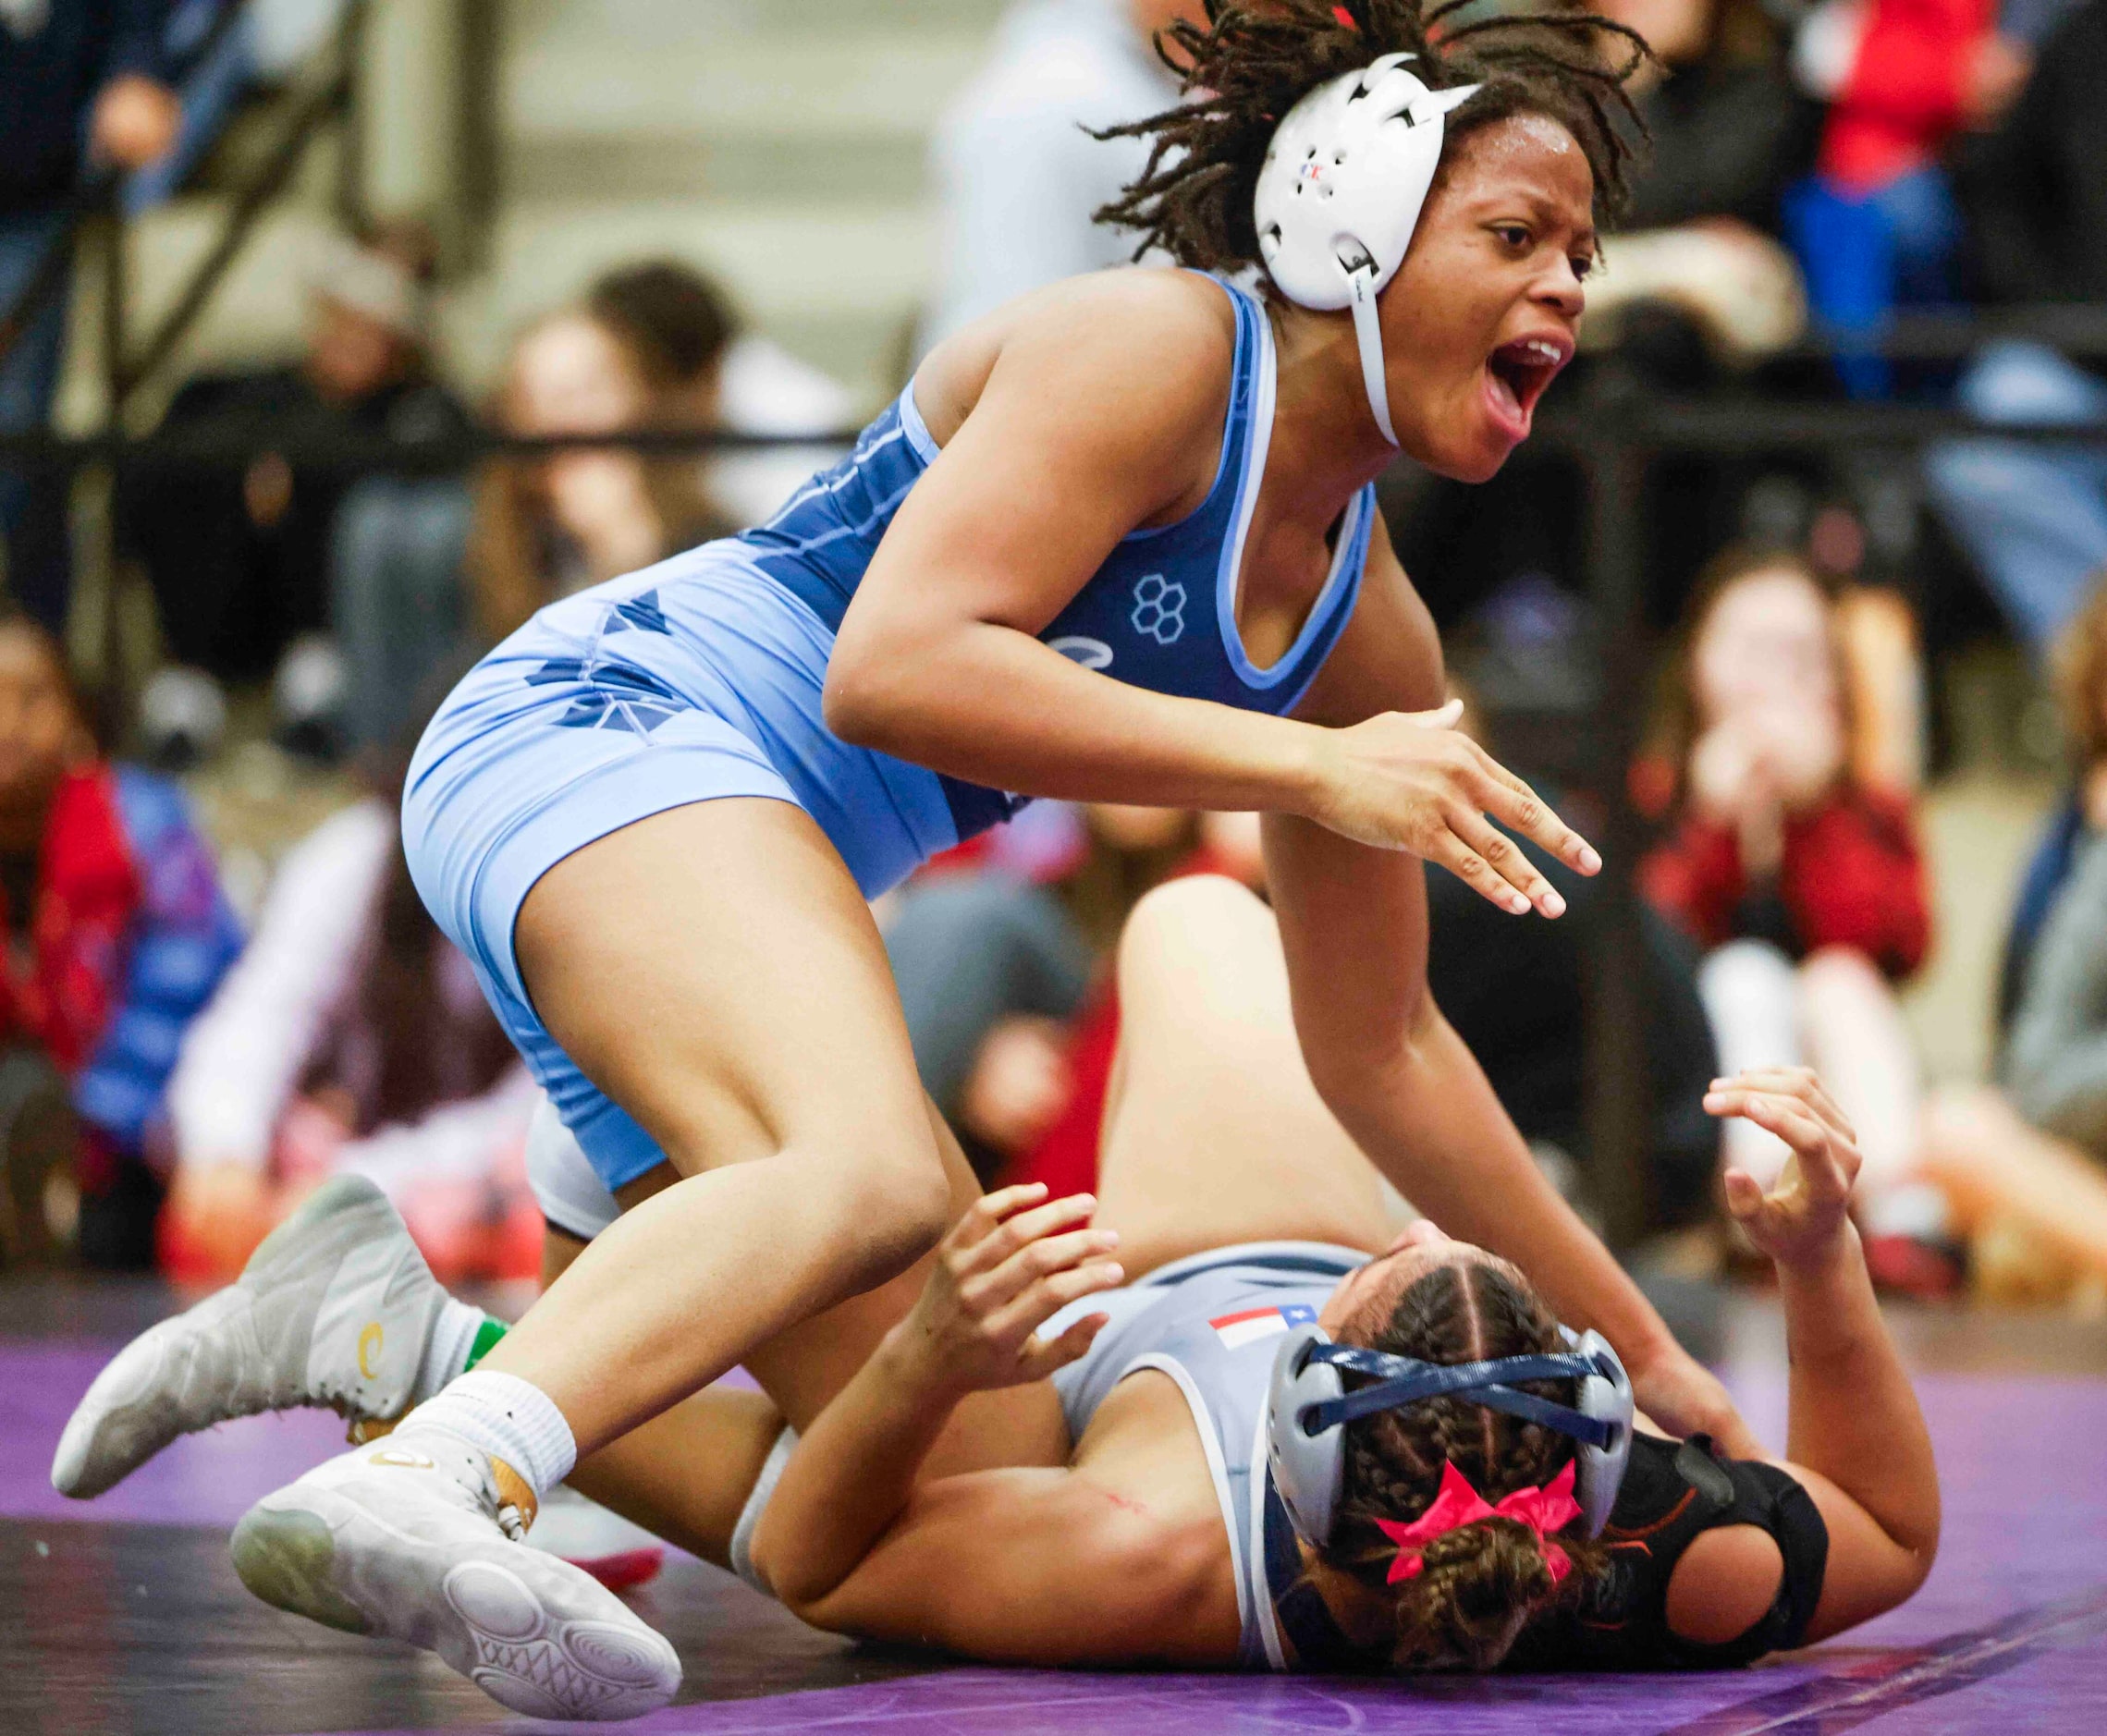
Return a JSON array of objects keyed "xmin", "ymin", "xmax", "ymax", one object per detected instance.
[{"xmin": 59, "ymin": 878, "xmax": 1938, "ymax": 1689}]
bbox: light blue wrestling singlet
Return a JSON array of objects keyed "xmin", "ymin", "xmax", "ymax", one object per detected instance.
[{"xmin": 403, "ymin": 274, "xmax": 1375, "ymax": 1192}]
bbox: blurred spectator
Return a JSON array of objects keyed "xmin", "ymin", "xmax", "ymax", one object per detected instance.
[
  {"xmin": 884, "ymin": 874, "xmax": 1094, "ymax": 1182},
  {"xmin": 0, "ymin": 608, "xmax": 240, "ymax": 1270},
  {"xmin": 1584, "ymin": 0, "xmax": 1809, "ymax": 367},
  {"xmin": 2, "ymin": 0, "xmax": 179, "ymax": 630},
  {"xmin": 1638, "ymin": 547, "xmax": 1947, "ymax": 1275},
  {"xmin": 1784, "ymin": 0, "xmax": 2023, "ymax": 396},
  {"xmin": 1926, "ymin": 0, "xmax": 2107, "ymax": 654},
  {"xmin": 1996, "ymin": 569, "xmax": 2107, "ymax": 1033},
  {"xmin": 918, "ymin": 0, "xmax": 1201, "ymax": 354},
  {"xmin": 589, "ymin": 259, "xmax": 853, "ymax": 532},
  {"xmin": 1913, "ymin": 568, "xmax": 2107, "ymax": 1301},
  {"xmin": 466, "ymin": 300, "xmax": 729, "ymax": 645},
  {"xmin": 1394, "ymin": 0, "xmax": 1809, "ymax": 631},
  {"xmin": 162, "ymin": 696, "xmax": 539, "ymax": 1283},
  {"xmin": 121, "ymin": 225, "xmax": 467, "ymax": 728}
]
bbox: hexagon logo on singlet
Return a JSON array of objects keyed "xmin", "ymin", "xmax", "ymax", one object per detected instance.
[{"xmin": 1132, "ymin": 574, "xmax": 1187, "ymax": 646}]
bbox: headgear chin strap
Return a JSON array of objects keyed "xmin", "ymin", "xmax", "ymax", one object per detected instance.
[
  {"xmin": 1253, "ymin": 53, "xmax": 1480, "ymax": 446},
  {"xmin": 1267, "ymin": 1321, "xmax": 1635, "ymax": 1548}
]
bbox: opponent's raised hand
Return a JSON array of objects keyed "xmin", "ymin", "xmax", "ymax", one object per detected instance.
[
  {"xmin": 892, "ymin": 1184, "xmax": 1124, "ymax": 1396},
  {"xmin": 1705, "ymin": 1067, "xmax": 1864, "ymax": 1267},
  {"xmin": 1304, "ymin": 701, "xmax": 1600, "ymax": 916}
]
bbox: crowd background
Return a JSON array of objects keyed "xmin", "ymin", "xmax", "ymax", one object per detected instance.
[{"xmin": 5, "ymin": 0, "xmax": 2107, "ymax": 1319}]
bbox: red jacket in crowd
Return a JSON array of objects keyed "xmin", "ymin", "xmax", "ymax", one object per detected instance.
[
  {"xmin": 1819, "ymin": 0, "xmax": 1996, "ymax": 193},
  {"xmin": 1639, "ymin": 784, "xmax": 1931, "ymax": 979}
]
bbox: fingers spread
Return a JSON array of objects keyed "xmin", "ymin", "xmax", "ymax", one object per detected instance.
[
  {"xmin": 1469, "ymin": 750, "xmax": 1600, "ymax": 876},
  {"xmin": 954, "ymin": 1192, "xmax": 1097, "ymax": 1277},
  {"xmin": 1019, "ymin": 1312, "xmax": 1111, "ymax": 1381},
  {"xmin": 1450, "ymin": 808, "xmax": 1565, "ymax": 918},
  {"xmin": 1430, "ymin": 833, "xmax": 1533, "ymax": 915},
  {"xmin": 953, "ymin": 1182, "xmax": 1048, "ymax": 1250},
  {"xmin": 972, "ymin": 1226, "xmax": 1121, "ymax": 1310},
  {"xmin": 992, "ymin": 1261, "xmax": 1127, "ymax": 1348}
]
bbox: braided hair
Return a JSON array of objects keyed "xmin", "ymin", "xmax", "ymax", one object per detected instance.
[
  {"xmin": 1319, "ymin": 1256, "xmax": 1605, "ymax": 1670},
  {"xmin": 1093, "ymin": 0, "xmax": 1651, "ymax": 276}
]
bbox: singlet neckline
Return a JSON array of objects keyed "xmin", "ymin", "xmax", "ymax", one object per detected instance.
[{"xmin": 1214, "ymin": 281, "xmax": 1366, "ymax": 688}]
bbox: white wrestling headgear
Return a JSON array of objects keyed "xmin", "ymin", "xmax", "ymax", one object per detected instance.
[
  {"xmin": 1253, "ymin": 54, "xmax": 1479, "ymax": 446},
  {"xmin": 1267, "ymin": 1321, "xmax": 1635, "ymax": 1547}
]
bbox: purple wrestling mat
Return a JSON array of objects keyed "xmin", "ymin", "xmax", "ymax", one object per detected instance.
[{"xmin": 6, "ymin": 1299, "xmax": 2105, "ymax": 1736}]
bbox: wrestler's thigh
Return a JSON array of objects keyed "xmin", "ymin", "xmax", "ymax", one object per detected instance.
[{"xmin": 1094, "ymin": 875, "xmax": 1404, "ymax": 1271}]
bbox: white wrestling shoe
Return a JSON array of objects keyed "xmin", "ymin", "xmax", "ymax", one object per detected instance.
[
  {"xmin": 53, "ymin": 1175, "xmax": 447, "ymax": 1498},
  {"xmin": 232, "ymin": 1426, "xmax": 680, "ymax": 1720}
]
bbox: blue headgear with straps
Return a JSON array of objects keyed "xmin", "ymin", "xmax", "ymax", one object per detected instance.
[{"xmin": 1267, "ymin": 1321, "xmax": 1634, "ymax": 1547}]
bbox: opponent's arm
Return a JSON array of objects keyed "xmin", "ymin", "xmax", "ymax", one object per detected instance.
[
  {"xmin": 827, "ymin": 276, "xmax": 1589, "ymax": 912},
  {"xmin": 1265, "ymin": 523, "xmax": 1757, "ymax": 1453},
  {"xmin": 1704, "ymin": 1069, "xmax": 1941, "ymax": 1641},
  {"xmin": 752, "ymin": 1185, "xmax": 1123, "ymax": 1608},
  {"xmin": 752, "ymin": 1187, "xmax": 1228, "ymax": 1663}
]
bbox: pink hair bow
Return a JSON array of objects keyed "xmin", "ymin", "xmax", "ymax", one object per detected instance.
[{"xmin": 1375, "ymin": 1460, "xmax": 1582, "ymax": 1586}]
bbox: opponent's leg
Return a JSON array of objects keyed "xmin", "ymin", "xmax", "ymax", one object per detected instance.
[{"xmin": 1093, "ymin": 875, "xmax": 1408, "ymax": 1272}]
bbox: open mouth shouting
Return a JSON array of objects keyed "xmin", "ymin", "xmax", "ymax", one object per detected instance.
[{"xmin": 1483, "ymin": 333, "xmax": 1573, "ymax": 444}]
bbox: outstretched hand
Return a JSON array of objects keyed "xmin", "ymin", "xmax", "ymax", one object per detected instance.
[
  {"xmin": 890, "ymin": 1184, "xmax": 1125, "ymax": 1397},
  {"xmin": 1305, "ymin": 700, "xmax": 1601, "ymax": 917},
  {"xmin": 1705, "ymin": 1067, "xmax": 1863, "ymax": 1269}
]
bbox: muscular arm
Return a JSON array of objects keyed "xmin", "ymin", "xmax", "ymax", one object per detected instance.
[
  {"xmin": 752, "ymin": 1188, "xmax": 1228, "ymax": 1663},
  {"xmin": 828, "ymin": 275, "xmax": 1328, "ymax": 814},
  {"xmin": 827, "ymin": 275, "xmax": 1586, "ymax": 909},
  {"xmin": 1697, "ymin": 1071, "xmax": 1940, "ymax": 1643},
  {"xmin": 773, "ymin": 1413, "xmax": 1228, "ymax": 1666},
  {"xmin": 1771, "ymin": 1228, "xmax": 1942, "ymax": 1640},
  {"xmin": 1267, "ymin": 526, "xmax": 1753, "ymax": 1449}
]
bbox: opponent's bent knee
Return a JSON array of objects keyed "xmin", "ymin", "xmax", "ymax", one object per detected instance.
[{"xmin": 1118, "ymin": 874, "xmax": 1270, "ymax": 985}]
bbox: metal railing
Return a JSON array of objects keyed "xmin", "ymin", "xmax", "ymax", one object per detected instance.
[{"xmin": 0, "ymin": 0, "xmax": 372, "ymax": 688}]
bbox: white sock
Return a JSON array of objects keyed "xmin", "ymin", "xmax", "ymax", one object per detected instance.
[
  {"xmin": 407, "ymin": 1370, "xmax": 577, "ymax": 1500},
  {"xmin": 415, "ymin": 1299, "xmax": 487, "ymax": 1405}
]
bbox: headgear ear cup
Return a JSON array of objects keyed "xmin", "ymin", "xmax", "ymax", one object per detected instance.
[
  {"xmin": 1561, "ymin": 1327, "xmax": 1635, "ymax": 1537},
  {"xmin": 1267, "ymin": 1325, "xmax": 1346, "ymax": 1545},
  {"xmin": 1253, "ymin": 54, "xmax": 1480, "ymax": 446}
]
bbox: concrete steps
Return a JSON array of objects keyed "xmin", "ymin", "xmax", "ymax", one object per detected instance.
[
  {"xmin": 70, "ymin": 0, "xmax": 1007, "ymax": 424},
  {"xmin": 486, "ymin": 0, "xmax": 1005, "ymax": 405}
]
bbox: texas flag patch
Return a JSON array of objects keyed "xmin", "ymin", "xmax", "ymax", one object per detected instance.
[{"xmin": 1210, "ymin": 1303, "xmax": 1318, "ymax": 1351}]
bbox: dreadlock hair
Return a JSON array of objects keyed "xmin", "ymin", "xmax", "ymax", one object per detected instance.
[
  {"xmin": 1316, "ymin": 1256, "xmax": 1605, "ymax": 1671},
  {"xmin": 1094, "ymin": 1, "xmax": 1650, "ymax": 277}
]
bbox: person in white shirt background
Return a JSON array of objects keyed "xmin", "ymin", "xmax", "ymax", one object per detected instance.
[{"xmin": 919, "ymin": 0, "xmax": 1206, "ymax": 355}]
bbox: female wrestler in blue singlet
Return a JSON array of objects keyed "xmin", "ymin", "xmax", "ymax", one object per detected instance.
[{"xmin": 221, "ymin": 6, "xmax": 1764, "ymax": 1712}]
